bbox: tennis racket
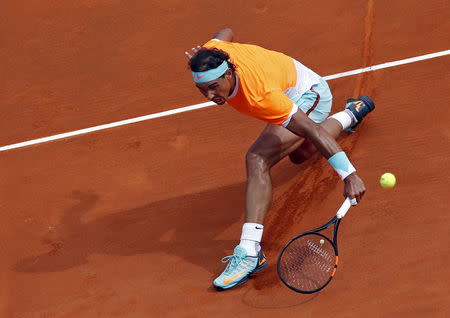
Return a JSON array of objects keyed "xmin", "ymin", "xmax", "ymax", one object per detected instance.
[{"xmin": 277, "ymin": 197, "xmax": 353, "ymax": 293}]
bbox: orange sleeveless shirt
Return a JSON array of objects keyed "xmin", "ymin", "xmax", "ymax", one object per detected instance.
[{"xmin": 204, "ymin": 39, "xmax": 300, "ymax": 125}]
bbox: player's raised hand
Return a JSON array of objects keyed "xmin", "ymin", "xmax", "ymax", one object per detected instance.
[{"xmin": 184, "ymin": 45, "xmax": 202, "ymax": 60}]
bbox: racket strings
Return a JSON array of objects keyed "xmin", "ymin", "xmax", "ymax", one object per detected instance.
[{"xmin": 279, "ymin": 235, "xmax": 336, "ymax": 292}]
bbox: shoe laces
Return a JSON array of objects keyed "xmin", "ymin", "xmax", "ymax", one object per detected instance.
[{"xmin": 221, "ymin": 254, "xmax": 245, "ymax": 274}]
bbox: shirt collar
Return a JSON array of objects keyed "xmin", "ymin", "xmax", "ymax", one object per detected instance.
[{"xmin": 228, "ymin": 73, "xmax": 239, "ymax": 99}]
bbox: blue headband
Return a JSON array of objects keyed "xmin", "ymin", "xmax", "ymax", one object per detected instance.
[{"xmin": 192, "ymin": 60, "xmax": 229, "ymax": 83}]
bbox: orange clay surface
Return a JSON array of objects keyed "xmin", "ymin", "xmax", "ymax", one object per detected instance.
[{"xmin": 1, "ymin": 1, "xmax": 449, "ymax": 317}]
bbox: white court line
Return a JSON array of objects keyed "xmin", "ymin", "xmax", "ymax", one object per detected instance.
[{"xmin": 1, "ymin": 49, "xmax": 449, "ymax": 152}]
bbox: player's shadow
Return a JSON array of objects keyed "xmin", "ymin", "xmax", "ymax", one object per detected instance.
[
  {"xmin": 12, "ymin": 158, "xmax": 312, "ymax": 275},
  {"xmin": 12, "ymin": 185, "xmax": 240, "ymax": 274},
  {"xmin": 13, "ymin": 132, "xmax": 357, "ymax": 277}
]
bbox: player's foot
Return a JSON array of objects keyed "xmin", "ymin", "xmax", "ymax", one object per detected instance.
[
  {"xmin": 213, "ymin": 245, "xmax": 268, "ymax": 291},
  {"xmin": 345, "ymin": 95, "xmax": 375, "ymax": 131}
]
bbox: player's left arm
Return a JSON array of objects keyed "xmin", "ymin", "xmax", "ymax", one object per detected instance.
[{"xmin": 285, "ymin": 109, "xmax": 366, "ymax": 203}]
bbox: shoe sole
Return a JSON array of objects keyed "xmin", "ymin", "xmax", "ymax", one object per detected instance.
[{"xmin": 213, "ymin": 260, "xmax": 269, "ymax": 291}]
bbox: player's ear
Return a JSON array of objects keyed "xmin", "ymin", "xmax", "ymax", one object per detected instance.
[{"xmin": 225, "ymin": 68, "xmax": 233, "ymax": 80}]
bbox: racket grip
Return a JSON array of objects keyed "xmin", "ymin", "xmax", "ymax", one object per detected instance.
[{"xmin": 336, "ymin": 198, "xmax": 352, "ymax": 219}]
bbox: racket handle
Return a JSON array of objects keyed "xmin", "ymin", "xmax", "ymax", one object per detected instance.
[{"xmin": 336, "ymin": 198, "xmax": 352, "ymax": 219}]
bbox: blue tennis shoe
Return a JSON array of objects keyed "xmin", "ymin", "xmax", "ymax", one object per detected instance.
[{"xmin": 213, "ymin": 245, "xmax": 268, "ymax": 290}]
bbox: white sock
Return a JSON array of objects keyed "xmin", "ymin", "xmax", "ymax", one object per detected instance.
[
  {"xmin": 239, "ymin": 223, "xmax": 263, "ymax": 257},
  {"xmin": 329, "ymin": 110, "xmax": 357, "ymax": 130}
]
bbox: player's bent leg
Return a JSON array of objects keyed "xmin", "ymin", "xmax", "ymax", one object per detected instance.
[{"xmin": 245, "ymin": 124, "xmax": 304, "ymax": 224}]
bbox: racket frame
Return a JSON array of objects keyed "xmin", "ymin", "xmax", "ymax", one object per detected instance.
[{"xmin": 277, "ymin": 198, "xmax": 352, "ymax": 293}]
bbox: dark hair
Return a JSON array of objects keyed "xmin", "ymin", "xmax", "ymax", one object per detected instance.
[{"xmin": 189, "ymin": 48, "xmax": 236, "ymax": 73}]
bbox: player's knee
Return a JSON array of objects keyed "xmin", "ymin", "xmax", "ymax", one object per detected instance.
[{"xmin": 246, "ymin": 151, "xmax": 270, "ymax": 174}]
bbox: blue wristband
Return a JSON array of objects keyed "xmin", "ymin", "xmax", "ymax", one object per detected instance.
[{"xmin": 328, "ymin": 151, "xmax": 356, "ymax": 180}]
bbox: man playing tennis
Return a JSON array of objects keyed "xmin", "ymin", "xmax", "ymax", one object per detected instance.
[{"xmin": 185, "ymin": 28, "xmax": 375, "ymax": 290}]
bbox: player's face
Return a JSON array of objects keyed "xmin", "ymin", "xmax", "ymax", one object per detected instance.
[{"xmin": 195, "ymin": 69, "xmax": 233, "ymax": 105}]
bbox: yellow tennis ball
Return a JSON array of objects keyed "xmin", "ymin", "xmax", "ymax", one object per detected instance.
[{"xmin": 380, "ymin": 173, "xmax": 396, "ymax": 188}]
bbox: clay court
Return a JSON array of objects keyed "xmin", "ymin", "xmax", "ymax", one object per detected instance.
[{"xmin": 1, "ymin": 1, "xmax": 449, "ymax": 317}]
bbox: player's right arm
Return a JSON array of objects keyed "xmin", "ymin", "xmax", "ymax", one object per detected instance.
[
  {"xmin": 285, "ymin": 109, "xmax": 366, "ymax": 203},
  {"xmin": 212, "ymin": 28, "xmax": 234, "ymax": 42}
]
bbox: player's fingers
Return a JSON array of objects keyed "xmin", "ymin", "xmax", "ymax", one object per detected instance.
[
  {"xmin": 356, "ymin": 187, "xmax": 366, "ymax": 203},
  {"xmin": 184, "ymin": 51, "xmax": 193, "ymax": 59},
  {"xmin": 192, "ymin": 45, "xmax": 202, "ymax": 54},
  {"xmin": 349, "ymin": 197, "xmax": 358, "ymax": 206},
  {"xmin": 359, "ymin": 190, "xmax": 366, "ymax": 201},
  {"xmin": 355, "ymin": 192, "xmax": 361, "ymax": 203}
]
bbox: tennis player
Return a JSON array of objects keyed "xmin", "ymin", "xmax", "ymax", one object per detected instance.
[{"xmin": 185, "ymin": 28, "xmax": 375, "ymax": 290}]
